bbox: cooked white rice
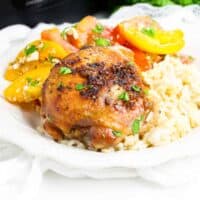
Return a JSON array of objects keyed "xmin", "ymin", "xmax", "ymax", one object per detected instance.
[{"xmin": 60, "ymin": 55, "xmax": 200, "ymax": 152}]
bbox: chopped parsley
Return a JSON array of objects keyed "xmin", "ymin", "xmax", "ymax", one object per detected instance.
[
  {"xmin": 59, "ymin": 66, "xmax": 72, "ymax": 75},
  {"xmin": 24, "ymin": 45, "xmax": 37, "ymax": 56},
  {"xmin": 48, "ymin": 55, "xmax": 60, "ymax": 64},
  {"xmin": 48, "ymin": 55, "xmax": 54, "ymax": 63},
  {"xmin": 73, "ymin": 23, "xmax": 78, "ymax": 28},
  {"xmin": 26, "ymin": 77, "xmax": 39, "ymax": 87},
  {"xmin": 118, "ymin": 91, "xmax": 129, "ymax": 102},
  {"xmin": 132, "ymin": 115, "xmax": 145, "ymax": 135},
  {"xmin": 140, "ymin": 115, "xmax": 145, "ymax": 121},
  {"xmin": 131, "ymin": 85, "xmax": 141, "ymax": 92},
  {"xmin": 143, "ymin": 88, "xmax": 149, "ymax": 95},
  {"xmin": 40, "ymin": 42, "xmax": 47, "ymax": 50},
  {"xmin": 87, "ymin": 84, "xmax": 94, "ymax": 89},
  {"xmin": 132, "ymin": 119, "xmax": 140, "ymax": 134},
  {"xmin": 60, "ymin": 27, "xmax": 70, "ymax": 40},
  {"xmin": 189, "ymin": 55, "xmax": 194, "ymax": 60},
  {"xmin": 127, "ymin": 61, "xmax": 134, "ymax": 66},
  {"xmin": 93, "ymin": 24, "xmax": 104, "ymax": 34},
  {"xmin": 112, "ymin": 130, "xmax": 122, "ymax": 137},
  {"xmin": 141, "ymin": 27, "xmax": 155, "ymax": 37},
  {"xmin": 95, "ymin": 38, "xmax": 111, "ymax": 47},
  {"xmin": 75, "ymin": 83, "xmax": 85, "ymax": 91}
]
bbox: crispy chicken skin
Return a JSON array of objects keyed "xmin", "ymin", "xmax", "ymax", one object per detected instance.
[{"xmin": 41, "ymin": 46, "xmax": 150, "ymax": 150}]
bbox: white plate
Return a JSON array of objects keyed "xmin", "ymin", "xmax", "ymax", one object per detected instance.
[{"xmin": 0, "ymin": 4, "xmax": 200, "ymax": 183}]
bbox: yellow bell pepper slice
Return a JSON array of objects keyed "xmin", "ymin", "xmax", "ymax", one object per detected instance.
[
  {"xmin": 117, "ymin": 16, "xmax": 185, "ymax": 54},
  {"xmin": 4, "ymin": 66, "xmax": 51, "ymax": 103},
  {"xmin": 4, "ymin": 39, "xmax": 68, "ymax": 82},
  {"xmin": 37, "ymin": 40, "xmax": 67, "ymax": 60},
  {"xmin": 4, "ymin": 61, "xmax": 53, "ymax": 82},
  {"xmin": 17, "ymin": 39, "xmax": 67, "ymax": 61}
]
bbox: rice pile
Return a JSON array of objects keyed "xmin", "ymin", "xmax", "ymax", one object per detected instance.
[
  {"xmin": 61, "ymin": 55, "xmax": 200, "ymax": 152},
  {"xmin": 142, "ymin": 56, "xmax": 200, "ymax": 146}
]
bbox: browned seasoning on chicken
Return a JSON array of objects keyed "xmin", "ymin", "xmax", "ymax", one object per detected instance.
[{"xmin": 41, "ymin": 46, "xmax": 151, "ymax": 150}]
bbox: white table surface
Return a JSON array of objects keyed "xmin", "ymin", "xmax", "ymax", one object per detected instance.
[{"xmin": 35, "ymin": 171, "xmax": 200, "ymax": 200}]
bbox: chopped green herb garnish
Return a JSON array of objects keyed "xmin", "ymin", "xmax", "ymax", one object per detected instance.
[
  {"xmin": 118, "ymin": 91, "xmax": 129, "ymax": 101},
  {"xmin": 93, "ymin": 24, "xmax": 104, "ymax": 34},
  {"xmin": 188, "ymin": 56, "xmax": 194, "ymax": 61},
  {"xmin": 75, "ymin": 83, "xmax": 85, "ymax": 91},
  {"xmin": 87, "ymin": 85, "xmax": 94, "ymax": 89},
  {"xmin": 48, "ymin": 55, "xmax": 54, "ymax": 63},
  {"xmin": 48, "ymin": 55, "xmax": 60, "ymax": 64},
  {"xmin": 132, "ymin": 115, "xmax": 145, "ymax": 135},
  {"xmin": 141, "ymin": 27, "xmax": 155, "ymax": 37},
  {"xmin": 127, "ymin": 61, "xmax": 134, "ymax": 66},
  {"xmin": 26, "ymin": 78, "xmax": 39, "ymax": 87},
  {"xmin": 40, "ymin": 42, "xmax": 47, "ymax": 50},
  {"xmin": 112, "ymin": 130, "xmax": 122, "ymax": 137},
  {"xmin": 60, "ymin": 27, "xmax": 70, "ymax": 40},
  {"xmin": 95, "ymin": 38, "xmax": 111, "ymax": 47},
  {"xmin": 73, "ymin": 23, "xmax": 78, "ymax": 28},
  {"xmin": 131, "ymin": 85, "xmax": 141, "ymax": 92},
  {"xmin": 143, "ymin": 88, "xmax": 149, "ymax": 95},
  {"xmin": 132, "ymin": 119, "xmax": 140, "ymax": 134},
  {"xmin": 59, "ymin": 66, "xmax": 72, "ymax": 75},
  {"xmin": 140, "ymin": 115, "xmax": 145, "ymax": 121},
  {"xmin": 24, "ymin": 45, "xmax": 37, "ymax": 56}
]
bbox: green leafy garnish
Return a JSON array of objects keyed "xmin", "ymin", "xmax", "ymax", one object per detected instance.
[
  {"xmin": 48, "ymin": 55, "xmax": 60, "ymax": 64},
  {"xmin": 143, "ymin": 88, "xmax": 149, "ymax": 95},
  {"xmin": 132, "ymin": 119, "xmax": 140, "ymax": 134},
  {"xmin": 39, "ymin": 41, "xmax": 47, "ymax": 50},
  {"xmin": 118, "ymin": 91, "xmax": 129, "ymax": 101},
  {"xmin": 88, "ymin": 85, "xmax": 94, "ymax": 89},
  {"xmin": 93, "ymin": 24, "xmax": 104, "ymax": 34},
  {"xmin": 73, "ymin": 23, "xmax": 78, "ymax": 28},
  {"xmin": 26, "ymin": 78, "xmax": 39, "ymax": 87},
  {"xmin": 60, "ymin": 27, "xmax": 70, "ymax": 40},
  {"xmin": 131, "ymin": 85, "xmax": 141, "ymax": 92},
  {"xmin": 48, "ymin": 55, "xmax": 54, "ymax": 63},
  {"xmin": 127, "ymin": 61, "xmax": 134, "ymax": 66},
  {"xmin": 110, "ymin": 1, "xmax": 193, "ymax": 12},
  {"xmin": 75, "ymin": 83, "xmax": 85, "ymax": 91},
  {"xmin": 132, "ymin": 115, "xmax": 145, "ymax": 135},
  {"xmin": 188, "ymin": 56, "xmax": 194, "ymax": 62},
  {"xmin": 59, "ymin": 66, "xmax": 72, "ymax": 75},
  {"xmin": 24, "ymin": 45, "xmax": 37, "ymax": 56},
  {"xmin": 95, "ymin": 38, "xmax": 111, "ymax": 47},
  {"xmin": 151, "ymin": 0, "xmax": 175, "ymax": 6},
  {"xmin": 112, "ymin": 130, "xmax": 122, "ymax": 137},
  {"xmin": 141, "ymin": 115, "xmax": 145, "ymax": 121},
  {"xmin": 141, "ymin": 27, "xmax": 155, "ymax": 37}
]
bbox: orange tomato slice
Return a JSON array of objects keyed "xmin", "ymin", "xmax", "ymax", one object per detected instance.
[
  {"xmin": 41, "ymin": 28, "xmax": 77, "ymax": 53},
  {"xmin": 67, "ymin": 16, "xmax": 97, "ymax": 48}
]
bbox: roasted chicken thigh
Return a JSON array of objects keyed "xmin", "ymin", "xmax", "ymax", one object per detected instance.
[{"xmin": 41, "ymin": 46, "xmax": 150, "ymax": 150}]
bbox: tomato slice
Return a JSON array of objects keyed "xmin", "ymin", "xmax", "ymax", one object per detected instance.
[
  {"xmin": 67, "ymin": 16, "xmax": 97, "ymax": 48},
  {"xmin": 132, "ymin": 47, "xmax": 163, "ymax": 71},
  {"xmin": 117, "ymin": 16, "xmax": 185, "ymax": 54},
  {"xmin": 41, "ymin": 28, "xmax": 77, "ymax": 53}
]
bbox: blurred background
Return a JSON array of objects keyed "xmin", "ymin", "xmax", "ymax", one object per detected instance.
[{"xmin": 0, "ymin": 0, "xmax": 199, "ymax": 29}]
